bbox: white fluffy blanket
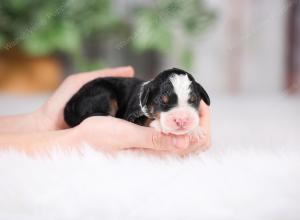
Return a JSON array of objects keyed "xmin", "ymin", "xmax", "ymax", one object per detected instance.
[{"xmin": 0, "ymin": 96, "xmax": 300, "ymax": 220}]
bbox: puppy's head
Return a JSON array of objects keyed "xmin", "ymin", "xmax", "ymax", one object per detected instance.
[{"xmin": 140, "ymin": 68, "xmax": 210, "ymax": 135}]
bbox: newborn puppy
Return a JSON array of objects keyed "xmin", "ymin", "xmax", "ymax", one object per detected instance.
[{"xmin": 64, "ymin": 68, "xmax": 210, "ymax": 135}]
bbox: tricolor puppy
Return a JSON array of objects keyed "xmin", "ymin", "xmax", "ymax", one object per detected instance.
[{"xmin": 64, "ymin": 68, "xmax": 210, "ymax": 135}]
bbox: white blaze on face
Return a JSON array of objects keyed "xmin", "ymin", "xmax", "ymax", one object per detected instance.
[
  {"xmin": 159, "ymin": 73, "xmax": 200, "ymax": 135},
  {"xmin": 170, "ymin": 74, "xmax": 191, "ymax": 106}
]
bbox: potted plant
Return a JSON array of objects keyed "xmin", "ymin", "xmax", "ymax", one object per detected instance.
[
  {"xmin": 0, "ymin": 0, "xmax": 121, "ymax": 92},
  {"xmin": 0, "ymin": 0, "xmax": 216, "ymax": 92}
]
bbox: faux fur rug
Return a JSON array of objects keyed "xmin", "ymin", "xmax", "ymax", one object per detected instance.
[{"xmin": 0, "ymin": 95, "xmax": 300, "ymax": 220}]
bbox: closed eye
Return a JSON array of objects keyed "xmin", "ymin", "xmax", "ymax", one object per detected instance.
[{"xmin": 160, "ymin": 93, "xmax": 177, "ymax": 109}]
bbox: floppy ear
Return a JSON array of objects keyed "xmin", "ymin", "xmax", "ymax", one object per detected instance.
[
  {"xmin": 196, "ymin": 82, "xmax": 210, "ymax": 106},
  {"xmin": 140, "ymin": 82, "xmax": 151, "ymax": 106}
]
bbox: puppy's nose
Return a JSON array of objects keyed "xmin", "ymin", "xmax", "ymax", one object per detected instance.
[{"xmin": 174, "ymin": 118, "xmax": 188, "ymax": 128}]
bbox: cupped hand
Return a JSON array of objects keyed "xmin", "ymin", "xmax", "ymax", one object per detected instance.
[
  {"xmin": 179, "ymin": 100, "xmax": 211, "ymax": 156},
  {"xmin": 75, "ymin": 116, "xmax": 192, "ymax": 154},
  {"xmin": 74, "ymin": 100, "xmax": 211, "ymax": 156},
  {"xmin": 0, "ymin": 66, "xmax": 211, "ymax": 156},
  {"xmin": 152, "ymin": 100, "xmax": 212, "ymax": 157},
  {"xmin": 33, "ymin": 66, "xmax": 210, "ymax": 156}
]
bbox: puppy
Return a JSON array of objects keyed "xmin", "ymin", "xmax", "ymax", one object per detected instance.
[{"xmin": 64, "ymin": 68, "xmax": 210, "ymax": 135}]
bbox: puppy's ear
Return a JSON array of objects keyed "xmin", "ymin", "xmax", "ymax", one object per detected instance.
[
  {"xmin": 140, "ymin": 82, "xmax": 152, "ymax": 106},
  {"xmin": 195, "ymin": 82, "xmax": 210, "ymax": 106}
]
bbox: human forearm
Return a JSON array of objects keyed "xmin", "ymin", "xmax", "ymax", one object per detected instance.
[
  {"xmin": 0, "ymin": 113, "xmax": 36, "ymax": 133},
  {"xmin": 0, "ymin": 128, "xmax": 78, "ymax": 155},
  {"xmin": 0, "ymin": 108, "xmax": 57, "ymax": 133},
  {"xmin": 0, "ymin": 67, "xmax": 135, "ymax": 134}
]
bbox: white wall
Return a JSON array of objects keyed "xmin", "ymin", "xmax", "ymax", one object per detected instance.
[
  {"xmin": 115, "ymin": 0, "xmax": 288, "ymax": 94},
  {"xmin": 168, "ymin": 0, "xmax": 287, "ymax": 94}
]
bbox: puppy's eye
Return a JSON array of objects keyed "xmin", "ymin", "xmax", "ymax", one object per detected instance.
[
  {"xmin": 161, "ymin": 95, "xmax": 169, "ymax": 104},
  {"xmin": 189, "ymin": 95, "xmax": 196, "ymax": 103}
]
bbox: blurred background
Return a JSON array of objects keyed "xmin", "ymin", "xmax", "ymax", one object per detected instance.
[{"xmin": 0, "ymin": 0, "xmax": 299, "ymax": 115}]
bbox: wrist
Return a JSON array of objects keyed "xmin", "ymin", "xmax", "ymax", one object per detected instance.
[
  {"xmin": 0, "ymin": 128, "xmax": 79, "ymax": 156},
  {"xmin": 54, "ymin": 127, "xmax": 82, "ymax": 151},
  {"xmin": 32, "ymin": 108, "xmax": 55, "ymax": 131},
  {"xmin": 0, "ymin": 111, "xmax": 48, "ymax": 133},
  {"xmin": 33, "ymin": 107, "xmax": 67, "ymax": 131}
]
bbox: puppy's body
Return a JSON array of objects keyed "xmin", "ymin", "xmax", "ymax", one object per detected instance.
[
  {"xmin": 64, "ymin": 77, "xmax": 148, "ymax": 127},
  {"xmin": 64, "ymin": 68, "xmax": 210, "ymax": 135}
]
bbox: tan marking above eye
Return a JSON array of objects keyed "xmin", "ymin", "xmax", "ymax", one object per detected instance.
[
  {"xmin": 189, "ymin": 95, "xmax": 196, "ymax": 102},
  {"xmin": 109, "ymin": 99, "xmax": 118, "ymax": 116},
  {"xmin": 162, "ymin": 95, "xmax": 169, "ymax": 104},
  {"xmin": 144, "ymin": 118, "xmax": 154, "ymax": 127}
]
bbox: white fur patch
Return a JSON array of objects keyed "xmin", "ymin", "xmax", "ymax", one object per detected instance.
[
  {"xmin": 0, "ymin": 146, "xmax": 300, "ymax": 219},
  {"xmin": 139, "ymin": 81, "xmax": 151, "ymax": 117},
  {"xmin": 169, "ymin": 74, "xmax": 191, "ymax": 107},
  {"xmin": 159, "ymin": 73, "xmax": 198, "ymax": 134},
  {"xmin": 1, "ymin": 96, "xmax": 300, "ymax": 219},
  {"xmin": 159, "ymin": 107, "xmax": 199, "ymax": 134},
  {"xmin": 149, "ymin": 119, "xmax": 161, "ymax": 131}
]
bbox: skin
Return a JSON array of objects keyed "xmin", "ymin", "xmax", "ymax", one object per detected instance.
[{"xmin": 0, "ymin": 66, "xmax": 211, "ymax": 156}]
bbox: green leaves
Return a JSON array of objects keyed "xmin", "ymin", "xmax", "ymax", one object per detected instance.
[
  {"xmin": 23, "ymin": 22, "xmax": 81, "ymax": 56},
  {"xmin": 0, "ymin": 0, "xmax": 119, "ymax": 55},
  {"xmin": 0, "ymin": 0, "xmax": 216, "ymax": 69},
  {"xmin": 0, "ymin": 35, "xmax": 5, "ymax": 48},
  {"xmin": 181, "ymin": 48, "xmax": 193, "ymax": 70},
  {"xmin": 132, "ymin": 10, "xmax": 172, "ymax": 53},
  {"xmin": 131, "ymin": 0, "xmax": 216, "ymax": 67}
]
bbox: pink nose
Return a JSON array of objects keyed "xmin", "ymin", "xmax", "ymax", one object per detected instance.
[{"xmin": 174, "ymin": 118, "xmax": 189, "ymax": 128}]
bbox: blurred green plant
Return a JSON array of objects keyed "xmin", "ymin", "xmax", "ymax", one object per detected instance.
[
  {"xmin": 131, "ymin": 0, "xmax": 216, "ymax": 69},
  {"xmin": 0, "ymin": 0, "xmax": 216, "ymax": 70}
]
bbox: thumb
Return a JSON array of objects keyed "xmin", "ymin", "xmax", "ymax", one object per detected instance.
[{"xmin": 82, "ymin": 66, "xmax": 134, "ymax": 82}]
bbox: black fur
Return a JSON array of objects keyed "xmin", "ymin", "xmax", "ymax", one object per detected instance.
[
  {"xmin": 64, "ymin": 68, "xmax": 210, "ymax": 127},
  {"xmin": 64, "ymin": 77, "xmax": 146, "ymax": 127}
]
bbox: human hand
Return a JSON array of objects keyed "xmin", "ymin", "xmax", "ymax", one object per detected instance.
[
  {"xmin": 67, "ymin": 99, "xmax": 211, "ymax": 156},
  {"xmin": 74, "ymin": 116, "xmax": 194, "ymax": 154},
  {"xmin": 145, "ymin": 100, "xmax": 211, "ymax": 157},
  {"xmin": 35, "ymin": 66, "xmax": 134, "ymax": 131},
  {"xmin": 0, "ymin": 65, "xmax": 210, "ymax": 156},
  {"xmin": 0, "ymin": 114, "xmax": 198, "ymax": 156},
  {"xmin": 72, "ymin": 100, "xmax": 210, "ymax": 156},
  {"xmin": 178, "ymin": 100, "xmax": 211, "ymax": 156}
]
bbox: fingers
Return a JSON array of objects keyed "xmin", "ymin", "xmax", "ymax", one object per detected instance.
[
  {"xmin": 121, "ymin": 121, "xmax": 209, "ymax": 155},
  {"xmin": 127, "ymin": 126, "xmax": 173, "ymax": 150},
  {"xmin": 78, "ymin": 100, "xmax": 210, "ymax": 155},
  {"xmin": 80, "ymin": 66, "xmax": 134, "ymax": 83},
  {"xmin": 81, "ymin": 116, "xmax": 210, "ymax": 156},
  {"xmin": 199, "ymin": 100, "xmax": 210, "ymax": 117},
  {"xmin": 79, "ymin": 117, "xmax": 176, "ymax": 152},
  {"xmin": 185, "ymin": 134, "xmax": 210, "ymax": 155},
  {"xmin": 126, "ymin": 125, "xmax": 191, "ymax": 151},
  {"xmin": 198, "ymin": 100, "xmax": 212, "ymax": 148},
  {"xmin": 139, "ymin": 134, "xmax": 209, "ymax": 157}
]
